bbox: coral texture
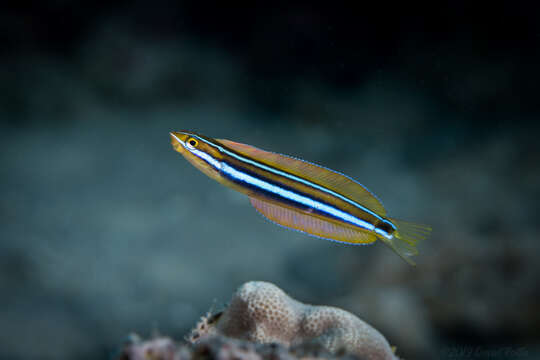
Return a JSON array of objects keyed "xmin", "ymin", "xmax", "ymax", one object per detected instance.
[
  {"xmin": 119, "ymin": 335, "xmax": 181, "ymax": 360},
  {"xmin": 192, "ymin": 281, "xmax": 397, "ymax": 360},
  {"xmin": 120, "ymin": 334, "xmax": 367, "ymax": 360}
]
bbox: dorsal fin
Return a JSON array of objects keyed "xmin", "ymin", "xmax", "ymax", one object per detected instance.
[
  {"xmin": 249, "ymin": 197, "xmax": 377, "ymax": 244},
  {"xmin": 217, "ymin": 139, "xmax": 386, "ymax": 216}
]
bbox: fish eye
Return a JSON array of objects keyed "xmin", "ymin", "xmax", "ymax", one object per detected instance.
[{"xmin": 186, "ymin": 138, "xmax": 198, "ymax": 149}]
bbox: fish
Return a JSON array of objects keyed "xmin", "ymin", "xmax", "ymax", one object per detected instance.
[{"xmin": 170, "ymin": 131, "xmax": 431, "ymax": 265}]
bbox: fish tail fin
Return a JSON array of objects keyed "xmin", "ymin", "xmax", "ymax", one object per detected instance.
[{"xmin": 379, "ymin": 219, "xmax": 431, "ymax": 266}]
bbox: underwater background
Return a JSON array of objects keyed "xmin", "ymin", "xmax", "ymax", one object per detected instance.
[{"xmin": 1, "ymin": 2, "xmax": 539, "ymax": 359}]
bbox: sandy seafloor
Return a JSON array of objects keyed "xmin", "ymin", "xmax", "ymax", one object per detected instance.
[{"xmin": 1, "ymin": 17, "xmax": 540, "ymax": 360}]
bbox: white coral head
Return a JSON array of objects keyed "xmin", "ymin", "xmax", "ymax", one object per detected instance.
[{"xmin": 210, "ymin": 281, "xmax": 397, "ymax": 360}]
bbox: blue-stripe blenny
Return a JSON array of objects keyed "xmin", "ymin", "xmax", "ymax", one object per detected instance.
[{"xmin": 170, "ymin": 131, "xmax": 431, "ymax": 265}]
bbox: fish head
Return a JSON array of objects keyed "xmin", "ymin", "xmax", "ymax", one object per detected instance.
[{"xmin": 170, "ymin": 131, "xmax": 223, "ymax": 181}]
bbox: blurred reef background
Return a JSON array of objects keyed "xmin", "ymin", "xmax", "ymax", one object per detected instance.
[{"xmin": 1, "ymin": 2, "xmax": 539, "ymax": 359}]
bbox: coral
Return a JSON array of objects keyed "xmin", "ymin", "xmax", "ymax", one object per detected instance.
[
  {"xmin": 120, "ymin": 334, "xmax": 365, "ymax": 360},
  {"xmin": 191, "ymin": 281, "xmax": 397, "ymax": 360},
  {"xmin": 119, "ymin": 335, "xmax": 182, "ymax": 360}
]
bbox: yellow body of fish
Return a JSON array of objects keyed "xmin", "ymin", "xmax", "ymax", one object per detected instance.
[{"xmin": 170, "ymin": 131, "xmax": 431, "ymax": 265}]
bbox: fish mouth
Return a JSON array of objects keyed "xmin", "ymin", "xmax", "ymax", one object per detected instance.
[
  {"xmin": 170, "ymin": 131, "xmax": 184, "ymax": 144},
  {"xmin": 170, "ymin": 131, "xmax": 190, "ymax": 152}
]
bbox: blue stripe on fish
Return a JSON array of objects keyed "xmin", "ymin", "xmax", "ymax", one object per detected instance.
[
  {"xmin": 191, "ymin": 135, "xmax": 386, "ymax": 222},
  {"xmin": 221, "ymin": 162, "xmax": 376, "ymax": 232}
]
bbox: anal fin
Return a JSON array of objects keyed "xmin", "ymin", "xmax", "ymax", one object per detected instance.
[{"xmin": 249, "ymin": 197, "xmax": 376, "ymax": 245}]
